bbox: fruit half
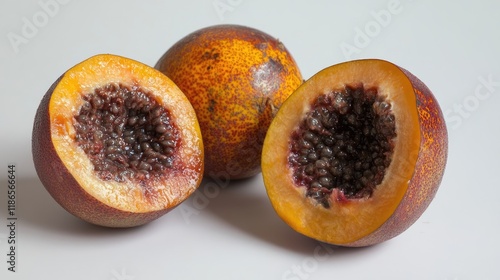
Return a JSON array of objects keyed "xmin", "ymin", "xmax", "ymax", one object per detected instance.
[
  {"xmin": 155, "ymin": 24, "xmax": 303, "ymax": 180},
  {"xmin": 32, "ymin": 54, "xmax": 204, "ymax": 228},
  {"xmin": 262, "ymin": 59, "xmax": 448, "ymax": 246}
]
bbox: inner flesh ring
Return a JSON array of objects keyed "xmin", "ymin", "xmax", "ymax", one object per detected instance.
[
  {"xmin": 288, "ymin": 85, "xmax": 397, "ymax": 208},
  {"xmin": 73, "ymin": 83, "xmax": 180, "ymax": 184}
]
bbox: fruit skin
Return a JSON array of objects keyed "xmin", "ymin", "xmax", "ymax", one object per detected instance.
[
  {"xmin": 155, "ymin": 24, "xmax": 303, "ymax": 180},
  {"xmin": 347, "ymin": 67, "xmax": 448, "ymax": 247},
  {"xmin": 32, "ymin": 54, "xmax": 204, "ymax": 228},
  {"xmin": 262, "ymin": 59, "xmax": 448, "ymax": 247}
]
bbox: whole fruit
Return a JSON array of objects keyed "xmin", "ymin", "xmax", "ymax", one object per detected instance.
[
  {"xmin": 155, "ymin": 24, "xmax": 303, "ymax": 180},
  {"xmin": 32, "ymin": 54, "xmax": 204, "ymax": 227},
  {"xmin": 262, "ymin": 59, "xmax": 448, "ymax": 246}
]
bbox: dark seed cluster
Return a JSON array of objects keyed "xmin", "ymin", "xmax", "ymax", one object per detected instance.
[
  {"xmin": 288, "ymin": 85, "xmax": 397, "ymax": 208},
  {"xmin": 73, "ymin": 83, "xmax": 179, "ymax": 183}
]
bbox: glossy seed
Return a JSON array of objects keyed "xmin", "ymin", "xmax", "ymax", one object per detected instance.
[
  {"xmin": 140, "ymin": 142, "xmax": 151, "ymax": 151},
  {"xmin": 155, "ymin": 124, "xmax": 168, "ymax": 134},
  {"xmin": 288, "ymin": 85, "xmax": 396, "ymax": 207},
  {"xmin": 73, "ymin": 83, "xmax": 179, "ymax": 183},
  {"xmin": 138, "ymin": 161, "xmax": 152, "ymax": 171},
  {"xmin": 161, "ymin": 139, "xmax": 176, "ymax": 147},
  {"xmin": 152, "ymin": 107, "xmax": 162, "ymax": 118},
  {"xmin": 151, "ymin": 142, "xmax": 161, "ymax": 152},
  {"xmin": 319, "ymin": 176, "xmax": 333, "ymax": 188},
  {"xmin": 128, "ymin": 116, "xmax": 138, "ymax": 126}
]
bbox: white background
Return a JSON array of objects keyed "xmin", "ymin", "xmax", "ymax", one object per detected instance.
[{"xmin": 1, "ymin": 0, "xmax": 499, "ymax": 279}]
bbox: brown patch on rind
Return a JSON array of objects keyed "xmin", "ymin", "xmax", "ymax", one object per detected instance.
[{"xmin": 346, "ymin": 68, "xmax": 448, "ymax": 246}]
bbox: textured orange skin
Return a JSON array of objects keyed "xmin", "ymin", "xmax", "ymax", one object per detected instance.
[
  {"xmin": 155, "ymin": 24, "xmax": 302, "ymax": 179},
  {"xmin": 346, "ymin": 67, "xmax": 448, "ymax": 246},
  {"xmin": 32, "ymin": 54, "xmax": 204, "ymax": 228},
  {"xmin": 262, "ymin": 59, "xmax": 448, "ymax": 247}
]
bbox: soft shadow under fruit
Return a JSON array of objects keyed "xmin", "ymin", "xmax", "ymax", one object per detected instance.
[
  {"xmin": 262, "ymin": 59, "xmax": 448, "ymax": 247},
  {"xmin": 32, "ymin": 54, "xmax": 204, "ymax": 228}
]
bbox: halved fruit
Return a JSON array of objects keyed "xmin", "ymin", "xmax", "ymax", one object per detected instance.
[
  {"xmin": 32, "ymin": 54, "xmax": 204, "ymax": 228},
  {"xmin": 262, "ymin": 59, "xmax": 448, "ymax": 246},
  {"xmin": 155, "ymin": 24, "xmax": 303, "ymax": 180}
]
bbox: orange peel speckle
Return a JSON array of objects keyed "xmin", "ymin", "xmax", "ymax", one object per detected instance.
[{"xmin": 156, "ymin": 24, "xmax": 303, "ymax": 180}]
